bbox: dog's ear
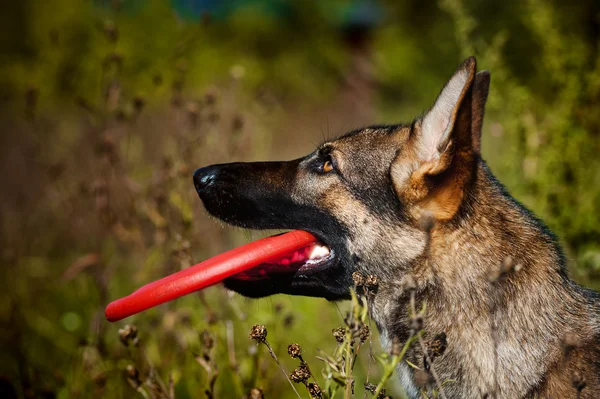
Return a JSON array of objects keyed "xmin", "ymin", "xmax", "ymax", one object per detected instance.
[
  {"xmin": 472, "ymin": 70, "xmax": 490, "ymax": 153},
  {"xmin": 392, "ymin": 57, "xmax": 478, "ymax": 220}
]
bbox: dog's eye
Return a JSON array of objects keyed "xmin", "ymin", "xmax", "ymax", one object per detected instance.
[{"xmin": 322, "ymin": 158, "xmax": 334, "ymax": 173}]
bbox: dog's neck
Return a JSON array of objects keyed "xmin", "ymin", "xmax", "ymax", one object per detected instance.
[{"xmin": 368, "ymin": 160, "xmax": 594, "ymax": 398}]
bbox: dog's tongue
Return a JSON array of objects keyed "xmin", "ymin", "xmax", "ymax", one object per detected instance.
[{"xmin": 105, "ymin": 230, "xmax": 317, "ymax": 322}]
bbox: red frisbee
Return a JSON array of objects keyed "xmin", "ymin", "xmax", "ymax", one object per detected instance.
[{"xmin": 105, "ymin": 230, "xmax": 318, "ymax": 322}]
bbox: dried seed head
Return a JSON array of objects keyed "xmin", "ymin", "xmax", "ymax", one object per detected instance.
[
  {"xmin": 171, "ymin": 94, "xmax": 182, "ymax": 108},
  {"xmin": 162, "ymin": 157, "xmax": 173, "ymax": 171},
  {"xmin": 249, "ymin": 388, "xmax": 264, "ymax": 399},
  {"xmin": 125, "ymin": 364, "xmax": 141, "ymax": 389},
  {"xmin": 343, "ymin": 312, "xmax": 357, "ymax": 330},
  {"xmin": 204, "ymin": 89, "xmax": 218, "ymax": 106},
  {"xmin": 411, "ymin": 315, "xmax": 423, "ymax": 332},
  {"xmin": 401, "ymin": 275, "xmax": 417, "ymax": 292},
  {"xmin": 332, "ymin": 327, "xmax": 346, "ymax": 344},
  {"xmin": 487, "ymin": 267, "xmax": 500, "ymax": 283},
  {"xmin": 562, "ymin": 333, "xmax": 580, "ymax": 357},
  {"xmin": 287, "ymin": 343, "xmax": 302, "ymax": 358},
  {"xmin": 352, "ymin": 271, "xmax": 366, "ymax": 286},
  {"xmin": 186, "ymin": 102, "xmax": 199, "ymax": 127},
  {"xmin": 126, "ymin": 364, "xmax": 138, "ymax": 378},
  {"xmin": 418, "ymin": 211, "xmax": 435, "ymax": 233},
  {"xmin": 358, "ymin": 325, "xmax": 370, "ymax": 343},
  {"xmin": 391, "ymin": 336, "xmax": 402, "ymax": 356},
  {"xmin": 364, "ymin": 382, "xmax": 377, "ymax": 394},
  {"xmin": 103, "ymin": 21, "xmax": 118, "ymax": 43},
  {"xmin": 232, "ymin": 114, "xmax": 245, "ymax": 131},
  {"xmin": 132, "ymin": 96, "xmax": 145, "ymax": 114},
  {"xmin": 205, "ymin": 311, "xmax": 218, "ymax": 325},
  {"xmin": 95, "ymin": 135, "xmax": 115, "ymax": 156},
  {"xmin": 284, "ymin": 313, "xmax": 295, "ymax": 327},
  {"xmin": 365, "ymin": 275, "xmax": 378, "ymax": 289},
  {"xmin": 414, "ymin": 369, "xmax": 432, "ymax": 387},
  {"xmin": 289, "ymin": 363, "xmax": 311, "ymax": 384},
  {"xmin": 200, "ymin": 330, "xmax": 214, "ymax": 350},
  {"xmin": 488, "ymin": 256, "xmax": 522, "ymax": 283},
  {"xmin": 307, "ymin": 382, "xmax": 322, "ymax": 398},
  {"xmin": 571, "ymin": 372, "xmax": 586, "ymax": 392},
  {"xmin": 118, "ymin": 325, "xmax": 138, "ymax": 347},
  {"xmin": 208, "ymin": 111, "xmax": 220, "ymax": 124},
  {"xmin": 249, "ymin": 325, "xmax": 267, "ymax": 343},
  {"xmin": 115, "ymin": 109, "xmax": 127, "ymax": 122},
  {"xmin": 502, "ymin": 256, "xmax": 514, "ymax": 271},
  {"xmin": 76, "ymin": 96, "xmax": 94, "ymax": 113},
  {"xmin": 93, "ymin": 373, "xmax": 107, "ymax": 388},
  {"xmin": 179, "ymin": 310, "xmax": 192, "ymax": 325},
  {"xmin": 102, "ymin": 52, "xmax": 123, "ymax": 69},
  {"xmin": 426, "ymin": 332, "xmax": 447, "ymax": 359}
]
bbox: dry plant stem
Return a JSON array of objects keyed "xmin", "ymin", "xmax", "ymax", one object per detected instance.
[
  {"xmin": 226, "ymin": 320, "xmax": 245, "ymax": 397},
  {"xmin": 198, "ymin": 292, "xmax": 218, "ymax": 322},
  {"xmin": 141, "ymin": 347, "xmax": 171, "ymax": 398},
  {"xmin": 363, "ymin": 290, "xmax": 374, "ymax": 399},
  {"xmin": 297, "ymin": 354, "xmax": 315, "ymax": 383},
  {"xmin": 195, "ymin": 354, "xmax": 219, "ymax": 399},
  {"xmin": 169, "ymin": 373, "xmax": 175, "ymax": 399},
  {"xmin": 373, "ymin": 332, "xmax": 417, "ymax": 398},
  {"xmin": 410, "ymin": 291, "xmax": 448, "ymax": 399},
  {"xmin": 262, "ymin": 340, "xmax": 303, "ymax": 399},
  {"xmin": 344, "ymin": 332, "xmax": 354, "ymax": 399},
  {"xmin": 127, "ymin": 345, "xmax": 171, "ymax": 399},
  {"xmin": 249, "ymin": 351, "xmax": 260, "ymax": 388},
  {"xmin": 136, "ymin": 386, "xmax": 151, "ymax": 399}
]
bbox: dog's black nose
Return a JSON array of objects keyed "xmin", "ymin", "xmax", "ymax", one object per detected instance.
[{"xmin": 193, "ymin": 166, "xmax": 217, "ymax": 192}]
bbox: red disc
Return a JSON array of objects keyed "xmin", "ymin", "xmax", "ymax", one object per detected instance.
[{"xmin": 105, "ymin": 230, "xmax": 317, "ymax": 322}]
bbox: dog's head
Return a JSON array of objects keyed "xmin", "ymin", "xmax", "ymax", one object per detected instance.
[{"xmin": 193, "ymin": 57, "xmax": 490, "ymax": 300}]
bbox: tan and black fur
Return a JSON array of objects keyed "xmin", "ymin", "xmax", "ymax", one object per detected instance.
[{"xmin": 193, "ymin": 57, "xmax": 600, "ymax": 398}]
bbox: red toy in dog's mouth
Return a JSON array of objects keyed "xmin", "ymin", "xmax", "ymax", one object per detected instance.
[{"xmin": 105, "ymin": 230, "xmax": 332, "ymax": 322}]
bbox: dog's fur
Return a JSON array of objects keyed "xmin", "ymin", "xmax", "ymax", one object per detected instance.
[{"xmin": 193, "ymin": 57, "xmax": 600, "ymax": 398}]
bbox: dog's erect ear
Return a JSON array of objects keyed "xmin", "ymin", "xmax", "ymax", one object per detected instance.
[
  {"xmin": 472, "ymin": 70, "xmax": 490, "ymax": 153},
  {"xmin": 392, "ymin": 57, "xmax": 478, "ymax": 220}
]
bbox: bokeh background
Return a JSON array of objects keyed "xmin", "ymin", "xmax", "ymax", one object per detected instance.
[{"xmin": 1, "ymin": 0, "xmax": 599, "ymax": 398}]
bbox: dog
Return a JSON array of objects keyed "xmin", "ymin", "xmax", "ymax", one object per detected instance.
[{"xmin": 193, "ymin": 57, "xmax": 600, "ymax": 398}]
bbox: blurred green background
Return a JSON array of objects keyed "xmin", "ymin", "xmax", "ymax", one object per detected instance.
[{"xmin": 1, "ymin": 0, "xmax": 599, "ymax": 398}]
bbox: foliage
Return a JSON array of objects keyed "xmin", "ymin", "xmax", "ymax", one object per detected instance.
[{"xmin": 1, "ymin": 0, "xmax": 598, "ymax": 398}]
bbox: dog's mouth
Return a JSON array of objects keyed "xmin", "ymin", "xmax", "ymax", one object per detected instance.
[
  {"xmin": 104, "ymin": 229, "xmax": 340, "ymax": 322},
  {"xmin": 189, "ymin": 161, "xmax": 353, "ymax": 301},
  {"xmin": 228, "ymin": 235, "xmax": 335, "ymax": 281}
]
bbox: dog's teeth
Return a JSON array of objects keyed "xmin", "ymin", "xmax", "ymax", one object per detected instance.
[{"xmin": 309, "ymin": 245, "xmax": 330, "ymax": 260}]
